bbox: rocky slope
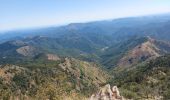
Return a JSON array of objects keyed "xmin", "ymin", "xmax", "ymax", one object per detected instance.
[{"xmin": 117, "ymin": 37, "xmax": 170, "ymax": 67}]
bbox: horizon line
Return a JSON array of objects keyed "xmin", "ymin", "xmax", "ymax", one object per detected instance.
[{"xmin": 1, "ymin": 12, "xmax": 170, "ymax": 33}]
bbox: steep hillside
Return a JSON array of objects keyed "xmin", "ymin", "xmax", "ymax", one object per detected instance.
[
  {"xmin": 101, "ymin": 37, "xmax": 148, "ymax": 68},
  {"xmin": 117, "ymin": 37, "xmax": 170, "ymax": 68},
  {"xmin": 0, "ymin": 57, "xmax": 110, "ymax": 100},
  {"xmin": 112, "ymin": 55, "xmax": 170, "ymax": 99},
  {"xmin": 102, "ymin": 36, "xmax": 170, "ymax": 68},
  {"xmin": 117, "ymin": 37, "xmax": 159, "ymax": 67}
]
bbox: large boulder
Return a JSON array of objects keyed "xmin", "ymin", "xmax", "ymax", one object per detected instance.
[{"xmin": 90, "ymin": 84, "xmax": 125, "ymax": 100}]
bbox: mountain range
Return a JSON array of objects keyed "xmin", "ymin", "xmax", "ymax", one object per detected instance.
[{"xmin": 0, "ymin": 13, "xmax": 170, "ymax": 99}]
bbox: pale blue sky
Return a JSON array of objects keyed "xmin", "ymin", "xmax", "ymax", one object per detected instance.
[{"xmin": 0, "ymin": 0, "xmax": 170, "ymax": 31}]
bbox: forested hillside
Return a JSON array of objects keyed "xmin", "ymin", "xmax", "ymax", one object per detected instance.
[
  {"xmin": 0, "ymin": 57, "xmax": 110, "ymax": 100},
  {"xmin": 112, "ymin": 55, "xmax": 170, "ymax": 99}
]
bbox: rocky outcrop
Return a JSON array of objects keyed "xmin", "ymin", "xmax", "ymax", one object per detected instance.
[
  {"xmin": 46, "ymin": 54, "xmax": 60, "ymax": 61},
  {"xmin": 90, "ymin": 84, "xmax": 125, "ymax": 100}
]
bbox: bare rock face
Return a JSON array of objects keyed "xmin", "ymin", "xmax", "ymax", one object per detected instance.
[{"xmin": 90, "ymin": 84, "xmax": 125, "ymax": 100}]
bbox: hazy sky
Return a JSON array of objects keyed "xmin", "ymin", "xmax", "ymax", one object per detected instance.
[{"xmin": 1, "ymin": 0, "xmax": 170, "ymax": 31}]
